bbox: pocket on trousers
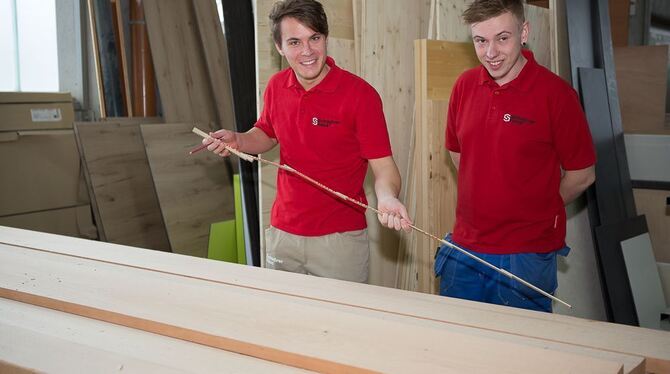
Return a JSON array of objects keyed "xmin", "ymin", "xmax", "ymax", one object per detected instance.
[
  {"xmin": 509, "ymin": 252, "xmax": 558, "ymax": 298},
  {"xmin": 434, "ymin": 239, "xmax": 459, "ymax": 293}
]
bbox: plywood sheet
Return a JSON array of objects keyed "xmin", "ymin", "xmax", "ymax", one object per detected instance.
[
  {"xmin": 634, "ymin": 188, "xmax": 670, "ymax": 263},
  {"xmin": 74, "ymin": 121, "xmax": 170, "ymax": 251},
  {"xmin": 143, "ymin": 0, "xmax": 218, "ymax": 129},
  {"xmin": 140, "ymin": 123, "xmax": 235, "ymax": 257},
  {"xmin": 614, "ymin": 45, "xmax": 669, "ymax": 134},
  {"xmin": 192, "ymin": 0, "xmax": 236, "ymax": 131}
]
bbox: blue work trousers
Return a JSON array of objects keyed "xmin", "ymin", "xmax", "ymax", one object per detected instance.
[{"xmin": 434, "ymin": 234, "xmax": 569, "ymax": 313}]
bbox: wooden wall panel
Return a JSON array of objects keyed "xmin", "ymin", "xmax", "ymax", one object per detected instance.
[
  {"xmin": 74, "ymin": 120, "xmax": 170, "ymax": 251},
  {"xmin": 525, "ymin": 4, "xmax": 551, "ymax": 69},
  {"xmin": 140, "ymin": 123, "xmax": 235, "ymax": 257},
  {"xmin": 359, "ymin": 1, "xmax": 428, "ymax": 287},
  {"xmin": 407, "ymin": 40, "xmax": 478, "ymax": 294}
]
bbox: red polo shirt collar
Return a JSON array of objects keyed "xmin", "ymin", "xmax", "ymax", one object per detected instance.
[
  {"xmin": 478, "ymin": 49, "xmax": 539, "ymax": 92},
  {"xmin": 285, "ymin": 56, "xmax": 341, "ymax": 93}
]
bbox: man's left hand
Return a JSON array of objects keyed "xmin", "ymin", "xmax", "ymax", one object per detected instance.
[{"xmin": 377, "ymin": 196, "xmax": 412, "ymax": 232}]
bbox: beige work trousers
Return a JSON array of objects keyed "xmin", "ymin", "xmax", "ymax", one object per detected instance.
[{"xmin": 264, "ymin": 226, "xmax": 370, "ymax": 283}]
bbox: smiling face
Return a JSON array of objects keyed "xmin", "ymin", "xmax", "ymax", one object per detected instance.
[
  {"xmin": 275, "ymin": 16, "xmax": 329, "ymax": 91},
  {"xmin": 470, "ymin": 11, "xmax": 529, "ymax": 86}
]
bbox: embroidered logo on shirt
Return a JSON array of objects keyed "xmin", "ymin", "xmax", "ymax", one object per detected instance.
[
  {"xmin": 503, "ymin": 113, "xmax": 535, "ymax": 125},
  {"xmin": 312, "ymin": 117, "xmax": 340, "ymax": 127}
]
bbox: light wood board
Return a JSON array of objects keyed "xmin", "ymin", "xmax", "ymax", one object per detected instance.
[
  {"xmin": 0, "ymin": 241, "xmax": 628, "ymax": 374},
  {"xmin": 3, "ymin": 226, "xmax": 667, "ymax": 374},
  {"xmin": 140, "ymin": 123, "xmax": 235, "ymax": 257},
  {"xmin": 614, "ymin": 45, "xmax": 669, "ymax": 134},
  {"xmin": 74, "ymin": 121, "xmax": 170, "ymax": 251},
  {"xmin": 143, "ymin": 0, "xmax": 218, "ymax": 130},
  {"xmin": 0, "ymin": 298, "xmax": 309, "ymax": 373}
]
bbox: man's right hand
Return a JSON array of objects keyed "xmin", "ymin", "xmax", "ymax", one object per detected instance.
[{"xmin": 204, "ymin": 129, "xmax": 240, "ymax": 157}]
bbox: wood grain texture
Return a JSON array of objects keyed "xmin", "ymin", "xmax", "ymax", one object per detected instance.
[
  {"xmin": 0, "ymin": 299, "xmax": 309, "ymax": 373},
  {"xmin": 192, "ymin": 0, "xmax": 236, "ymax": 131},
  {"xmin": 404, "ymin": 40, "xmax": 478, "ymax": 294},
  {"xmin": 549, "ymin": 0, "xmax": 572, "ymax": 81},
  {"xmin": 74, "ymin": 120, "xmax": 170, "ymax": 251},
  {"xmin": 633, "ymin": 188, "xmax": 670, "ymax": 263},
  {"xmin": 614, "ymin": 45, "xmax": 668, "ymax": 134},
  {"xmin": 140, "ymin": 123, "xmax": 235, "ymax": 257},
  {"xmin": 0, "ymin": 241, "xmax": 629, "ymax": 374},
  {"xmin": 525, "ymin": 3, "xmax": 551, "ymax": 70},
  {"xmin": 143, "ymin": 0, "xmax": 218, "ymax": 129},
  {"xmin": 358, "ymin": 1, "xmax": 428, "ymax": 287},
  {"xmin": 4, "ymin": 226, "xmax": 666, "ymax": 374}
]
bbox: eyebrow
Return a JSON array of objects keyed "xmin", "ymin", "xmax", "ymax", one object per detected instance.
[
  {"xmin": 285, "ymin": 33, "xmax": 321, "ymax": 42},
  {"xmin": 473, "ymin": 31, "xmax": 512, "ymax": 39}
]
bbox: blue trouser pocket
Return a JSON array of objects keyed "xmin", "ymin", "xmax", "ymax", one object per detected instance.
[{"xmin": 434, "ymin": 236, "xmax": 457, "ymax": 293}]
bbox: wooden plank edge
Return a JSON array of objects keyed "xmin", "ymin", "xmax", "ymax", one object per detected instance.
[{"xmin": 0, "ymin": 288, "xmax": 378, "ymax": 374}]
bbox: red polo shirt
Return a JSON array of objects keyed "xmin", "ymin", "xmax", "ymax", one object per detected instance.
[
  {"xmin": 255, "ymin": 57, "xmax": 392, "ymax": 236},
  {"xmin": 445, "ymin": 50, "xmax": 596, "ymax": 254}
]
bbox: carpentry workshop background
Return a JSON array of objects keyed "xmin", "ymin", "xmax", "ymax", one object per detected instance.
[{"xmin": 1, "ymin": 0, "xmax": 670, "ymax": 372}]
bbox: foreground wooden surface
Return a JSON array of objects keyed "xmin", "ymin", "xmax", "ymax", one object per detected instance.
[{"xmin": 1, "ymin": 227, "xmax": 668, "ymax": 373}]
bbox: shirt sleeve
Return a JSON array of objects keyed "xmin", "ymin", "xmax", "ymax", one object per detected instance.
[
  {"xmin": 445, "ymin": 77, "xmax": 462, "ymax": 152},
  {"xmin": 354, "ymin": 83, "xmax": 392, "ymax": 159},
  {"xmin": 254, "ymin": 81, "xmax": 277, "ymax": 139},
  {"xmin": 551, "ymin": 86, "xmax": 596, "ymax": 170}
]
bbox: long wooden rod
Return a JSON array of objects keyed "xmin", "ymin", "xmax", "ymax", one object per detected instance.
[{"xmin": 192, "ymin": 127, "xmax": 572, "ymax": 309}]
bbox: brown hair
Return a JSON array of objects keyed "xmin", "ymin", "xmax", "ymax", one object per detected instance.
[
  {"xmin": 269, "ymin": 0, "xmax": 329, "ymax": 46},
  {"xmin": 462, "ymin": 0, "xmax": 525, "ymax": 25}
]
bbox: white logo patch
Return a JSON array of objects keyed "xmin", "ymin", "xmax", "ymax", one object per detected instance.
[
  {"xmin": 503, "ymin": 113, "xmax": 511, "ymax": 122},
  {"xmin": 312, "ymin": 117, "xmax": 319, "ymax": 126}
]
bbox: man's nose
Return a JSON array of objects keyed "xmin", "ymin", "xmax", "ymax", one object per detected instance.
[
  {"xmin": 485, "ymin": 42, "xmax": 498, "ymax": 58},
  {"xmin": 301, "ymin": 42, "xmax": 313, "ymax": 55}
]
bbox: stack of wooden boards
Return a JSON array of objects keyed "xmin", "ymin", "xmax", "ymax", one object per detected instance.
[{"xmin": 1, "ymin": 226, "xmax": 669, "ymax": 373}]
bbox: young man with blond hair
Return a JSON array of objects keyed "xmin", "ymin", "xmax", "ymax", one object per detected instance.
[
  {"xmin": 204, "ymin": 0, "xmax": 410, "ymax": 283},
  {"xmin": 436, "ymin": 0, "xmax": 596, "ymax": 312}
]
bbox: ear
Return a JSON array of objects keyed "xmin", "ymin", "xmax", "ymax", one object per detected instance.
[
  {"xmin": 275, "ymin": 43, "xmax": 284, "ymax": 56},
  {"xmin": 520, "ymin": 21, "xmax": 529, "ymax": 45}
]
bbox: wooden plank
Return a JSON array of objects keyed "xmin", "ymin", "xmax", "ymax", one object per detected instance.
[
  {"xmin": 411, "ymin": 40, "xmax": 479, "ymax": 294},
  {"xmin": 358, "ymin": 1, "xmax": 426, "ymax": 287},
  {"xmin": 609, "ymin": 0, "xmax": 630, "ymax": 47},
  {"xmin": 74, "ymin": 121, "xmax": 170, "ymax": 251},
  {"xmin": 3, "ymin": 226, "xmax": 664, "ymax": 374},
  {"xmin": 0, "ymin": 243, "xmax": 626, "ymax": 374},
  {"xmin": 633, "ymin": 188, "xmax": 670, "ymax": 263},
  {"xmin": 436, "ymin": 0, "xmax": 471, "ymax": 42},
  {"xmin": 140, "ymin": 123, "xmax": 235, "ymax": 257},
  {"xmin": 525, "ymin": 3, "xmax": 551, "ymax": 69},
  {"xmin": 143, "ymin": 0, "xmax": 218, "ymax": 129},
  {"xmin": 191, "ymin": 0, "xmax": 236, "ymax": 131},
  {"xmin": 614, "ymin": 45, "xmax": 669, "ymax": 134},
  {"xmin": 0, "ymin": 298, "xmax": 307, "ymax": 373},
  {"xmin": 549, "ymin": 0, "xmax": 572, "ymax": 81}
]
